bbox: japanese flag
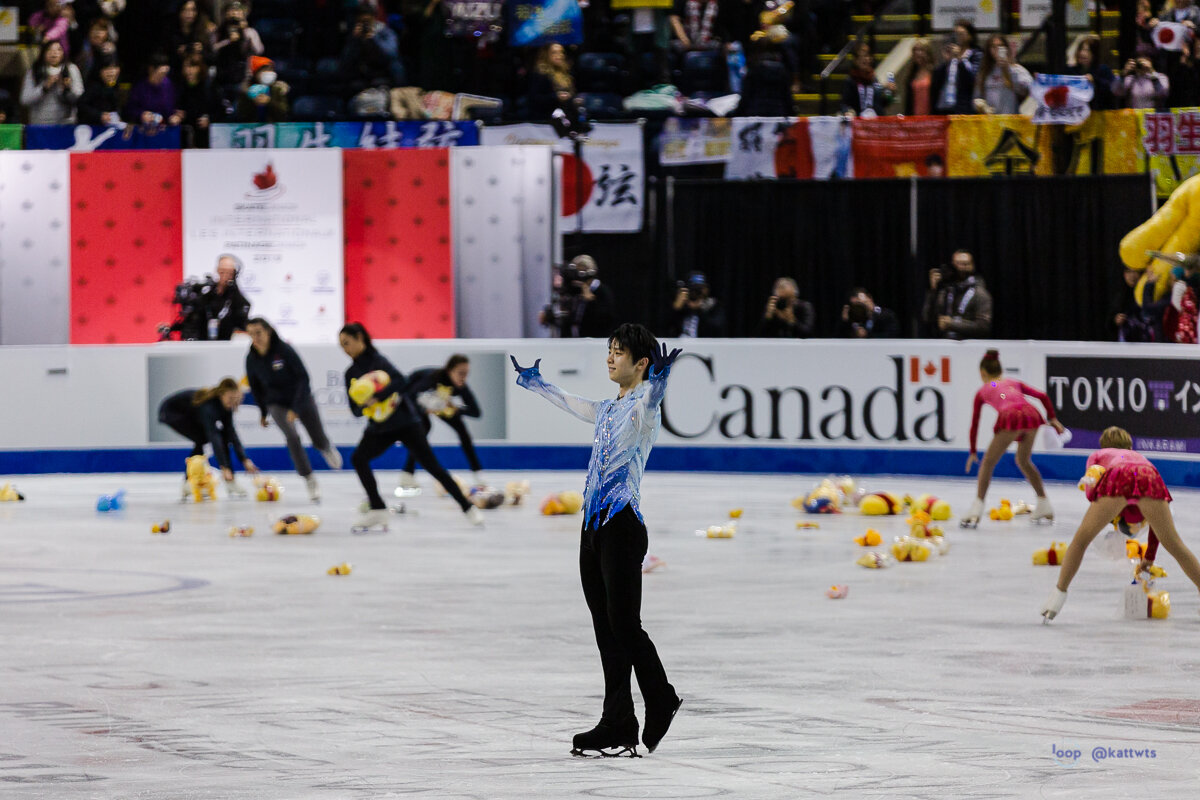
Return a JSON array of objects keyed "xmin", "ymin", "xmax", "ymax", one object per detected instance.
[{"xmin": 1153, "ymin": 21, "xmax": 1192, "ymax": 51}]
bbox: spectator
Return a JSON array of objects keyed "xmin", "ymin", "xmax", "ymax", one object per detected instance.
[
  {"xmin": 904, "ymin": 38, "xmax": 934, "ymax": 115},
  {"xmin": 539, "ymin": 269, "xmax": 572, "ymax": 337},
  {"xmin": 1068, "ymin": 34, "xmax": 1117, "ymax": 110},
  {"xmin": 340, "ymin": 5, "xmax": 406, "ymax": 100},
  {"xmin": 74, "ymin": 17, "xmax": 117, "ymax": 83},
  {"xmin": 204, "ymin": 255, "xmax": 251, "ymax": 341},
  {"xmin": 671, "ymin": 271, "xmax": 726, "ymax": 338},
  {"xmin": 973, "ymin": 34, "xmax": 1031, "ymax": 114},
  {"xmin": 1134, "ymin": 0, "xmax": 1159, "ymax": 59},
  {"xmin": 670, "ymin": 0, "xmax": 725, "ymax": 52},
  {"xmin": 213, "ymin": 1, "xmax": 263, "ymax": 99},
  {"xmin": 125, "ymin": 52, "xmax": 180, "ymax": 126},
  {"xmin": 1168, "ymin": 35, "xmax": 1200, "ymax": 107},
  {"xmin": 77, "ymin": 53, "xmax": 122, "ymax": 125},
  {"xmin": 952, "ymin": 18, "xmax": 981, "ymax": 73},
  {"xmin": 528, "ymin": 43, "xmax": 576, "ymax": 119},
  {"xmin": 20, "ymin": 40, "xmax": 84, "ymax": 125},
  {"xmin": 235, "ymin": 58, "xmax": 289, "ymax": 123},
  {"xmin": 1163, "ymin": 0, "xmax": 1200, "ymax": 29},
  {"xmin": 167, "ymin": 0, "xmax": 215, "ymax": 74},
  {"xmin": 1114, "ymin": 56, "xmax": 1170, "ymax": 109},
  {"xmin": 175, "ymin": 53, "xmax": 220, "ymax": 140},
  {"xmin": 562, "ymin": 255, "xmax": 616, "ymax": 338},
  {"xmin": 755, "ymin": 277, "xmax": 815, "ymax": 337},
  {"xmin": 1109, "ymin": 265, "xmax": 1166, "ymax": 342},
  {"xmin": 931, "ymin": 38, "xmax": 975, "ymax": 114},
  {"xmin": 837, "ymin": 287, "xmax": 900, "ymax": 338},
  {"xmin": 921, "ymin": 249, "xmax": 993, "ymax": 340},
  {"xmin": 30, "ymin": 0, "xmax": 74, "ymax": 58},
  {"xmin": 736, "ymin": 42, "xmax": 794, "ymax": 117},
  {"xmin": 840, "ymin": 41, "xmax": 895, "ymax": 117}
]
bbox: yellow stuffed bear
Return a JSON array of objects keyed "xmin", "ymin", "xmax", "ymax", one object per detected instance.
[
  {"xmin": 1119, "ymin": 172, "xmax": 1200, "ymax": 305},
  {"xmin": 272, "ymin": 514, "xmax": 320, "ymax": 535},
  {"xmin": 348, "ymin": 370, "xmax": 399, "ymax": 423},
  {"xmin": 541, "ymin": 490, "xmax": 584, "ymax": 515},
  {"xmin": 186, "ymin": 455, "xmax": 218, "ymax": 502}
]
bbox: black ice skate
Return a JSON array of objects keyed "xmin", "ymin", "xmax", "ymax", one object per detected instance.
[
  {"xmin": 570, "ymin": 716, "xmax": 641, "ymax": 758},
  {"xmin": 642, "ymin": 696, "xmax": 682, "ymax": 753}
]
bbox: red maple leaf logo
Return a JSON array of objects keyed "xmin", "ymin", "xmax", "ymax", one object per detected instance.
[{"xmin": 253, "ymin": 163, "xmax": 277, "ymax": 191}]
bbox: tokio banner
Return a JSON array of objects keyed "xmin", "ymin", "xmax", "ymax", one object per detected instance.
[
  {"xmin": 1045, "ymin": 355, "xmax": 1200, "ymax": 454},
  {"xmin": 209, "ymin": 121, "xmax": 480, "ymax": 149},
  {"xmin": 181, "ymin": 150, "xmax": 345, "ymax": 344},
  {"xmin": 480, "ymin": 122, "xmax": 644, "ymax": 232}
]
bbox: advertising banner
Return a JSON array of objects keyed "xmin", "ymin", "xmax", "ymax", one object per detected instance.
[
  {"xmin": 0, "ymin": 124, "xmax": 21, "ymax": 150},
  {"xmin": 509, "ymin": 0, "xmax": 583, "ymax": 46},
  {"xmin": 851, "ymin": 115, "xmax": 948, "ymax": 177},
  {"xmin": 1045, "ymin": 355, "xmax": 1200, "ymax": 453},
  {"xmin": 480, "ymin": 122, "xmax": 644, "ymax": 232},
  {"xmin": 930, "ymin": 0, "xmax": 1002, "ymax": 30},
  {"xmin": 182, "ymin": 150, "xmax": 344, "ymax": 344},
  {"xmin": 209, "ymin": 120, "xmax": 479, "ymax": 149},
  {"xmin": 1020, "ymin": 0, "xmax": 1090, "ymax": 30},
  {"xmin": 24, "ymin": 124, "xmax": 181, "ymax": 151},
  {"xmin": 660, "ymin": 118, "xmax": 734, "ymax": 166}
]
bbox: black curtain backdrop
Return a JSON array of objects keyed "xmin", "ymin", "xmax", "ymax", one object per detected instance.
[{"xmin": 669, "ymin": 174, "xmax": 1156, "ymax": 341}]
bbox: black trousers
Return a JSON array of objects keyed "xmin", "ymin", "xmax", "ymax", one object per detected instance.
[
  {"xmin": 162, "ymin": 416, "xmax": 212, "ymax": 476},
  {"xmin": 403, "ymin": 413, "xmax": 483, "ymax": 474},
  {"xmin": 580, "ymin": 505, "xmax": 677, "ymax": 724},
  {"xmin": 351, "ymin": 423, "xmax": 471, "ymax": 511}
]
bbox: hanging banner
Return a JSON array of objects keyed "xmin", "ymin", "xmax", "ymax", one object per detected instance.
[
  {"xmin": 1030, "ymin": 73, "xmax": 1093, "ymax": 126},
  {"xmin": 445, "ymin": 0, "xmax": 505, "ymax": 40},
  {"xmin": 930, "ymin": 0, "xmax": 1002, "ymax": 30},
  {"xmin": 1139, "ymin": 108, "xmax": 1200, "ymax": 197},
  {"xmin": 945, "ymin": 114, "xmax": 1050, "ymax": 176},
  {"xmin": 182, "ymin": 150, "xmax": 344, "ymax": 344},
  {"xmin": 852, "ymin": 115, "xmax": 948, "ymax": 177},
  {"xmin": 1020, "ymin": 0, "xmax": 1089, "ymax": 30},
  {"xmin": 509, "ymin": 0, "xmax": 583, "ymax": 46},
  {"xmin": 24, "ymin": 124, "xmax": 182, "ymax": 151},
  {"xmin": 1057, "ymin": 108, "xmax": 1141, "ymax": 175},
  {"xmin": 660, "ymin": 117, "xmax": 734, "ymax": 165},
  {"xmin": 480, "ymin": 122, "xmax": 644, "ymax": 232},
  {"xmin": 611, "ymin": 0, "xmax": 673, "ymax": 7},
  {"xmin": 0, "ymin": 124, "xmax": 21, "ymax": 150},
  {"xmin": 725, "ymin": 117, "xmax": 795, "ymax": 178},
  {"xmin": 209, "ymin": 121, "xmax": 479, "ymax": 149}
]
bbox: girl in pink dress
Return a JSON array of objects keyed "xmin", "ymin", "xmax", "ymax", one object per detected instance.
[
  {"xmin": 1042, "ymin": 426, "xmax": 1200, "ymax": 621},
  {"xmin": 962, "ymin": 350, "xmax": 1066, "ymax": 527}
]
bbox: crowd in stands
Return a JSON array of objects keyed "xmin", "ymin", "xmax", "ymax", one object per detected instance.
[{"xmin": 8, "ymin": 0, "xmax": 1200, "ymax": 130}]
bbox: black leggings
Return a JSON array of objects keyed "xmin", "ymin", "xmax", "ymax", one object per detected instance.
[
  {"xmin": 352, "ymin": 423, "xmax": 472, "ymax": 511},
  {"xmin": 580, "ymin": 505, "xmax": 676, "ymax": 725},
  {"xmin": 403, "ymin": 414, "xmax": 483, "ymax": 473},
  {"xmin": 162, "ymin": 417, "xmax": 209, "ymax": 475}
]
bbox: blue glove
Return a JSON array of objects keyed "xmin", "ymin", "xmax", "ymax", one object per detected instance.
[
  {"xmin": 649, "ymin": 343, "xmax": 681, "ymax": 379},
  {"xmin": 509, "ymin": 355, "xmax": 541, "ymax": 376}
]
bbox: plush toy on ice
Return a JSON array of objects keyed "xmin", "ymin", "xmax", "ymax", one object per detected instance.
[
  {"xmin": 904, "ymin": 493, "xmax": 952, "ymax": 521},
  {"xmin": 0, "ymin": 482, "xmax": 25, "ymax": 502},
  {"xmin": 186, "ymin": 455, "xmax": 218, "ymax": 502},
  {"xmin": 254, "ymin": 475, "xmax": 283, "ymax": 502},
  {"xmin": 541, "ymin": 490, "xmax": 584, "ymax": 515},
  {"xmin": 347, "ymin": 370, "xmax": 399, "ymax": 423},
  {"xmin": 272, "ymin": 514, "xmax": 320, "ymax": 535},
  {"xmin": 859, "ymin": 491, "xmax": 903, "ymax": 516},
  {"xmin": 1032, "ymin": 542, "xmax": 1067, "ymax": 565}
]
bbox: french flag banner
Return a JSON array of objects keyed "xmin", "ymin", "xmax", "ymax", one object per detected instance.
[{"xmin": 1030, "ymin": 73, "xmax": 1094, "ymax": 126}]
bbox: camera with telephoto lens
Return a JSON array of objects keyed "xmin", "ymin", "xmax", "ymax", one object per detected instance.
[{"xmin": 158, "ymin": 276, "xmax": 217, "ymax": 340}]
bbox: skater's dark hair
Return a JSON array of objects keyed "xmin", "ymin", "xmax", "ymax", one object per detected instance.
[
  {"xmin": 1100, "ymin": 426, "xmax": 1133, "ymax": 450},
  {"xmin": 980, "ymin": 349, "xmax": 1001, "ymax": 377},
  {"xmin": 246, "ymin": 317, "xmax": 278, "ymax": 347},
  {"xmin": 609, "ymin": 323, "xmax": 658, "ymax": 378},
  {"xmin": 193, "ymin": 377, "xmax": 240, "ymax": 405},
  {"xmin": 444, "ymin": 353, "xmax": 469, "ymax": 372},
  {"xmin": 339, "ymin": 322, "xmax": 374, "ymax": 350}
]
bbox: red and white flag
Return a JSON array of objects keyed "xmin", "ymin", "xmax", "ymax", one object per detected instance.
[
  {"xmin": 1153, "ymin": 22, "xmax": 1191, "ymax": 51},
  {"xmin": 909, "ymin": 356, "xmax": 950, "ymax": 383}
]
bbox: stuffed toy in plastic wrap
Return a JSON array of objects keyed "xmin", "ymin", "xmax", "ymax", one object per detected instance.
[
  {"xmin": 186, "ymin": 455, "xmax": 218, "ymax": 502},
  {"xmin": 272, "ymin": 514, "xmax": 320, "ymax": 535}
]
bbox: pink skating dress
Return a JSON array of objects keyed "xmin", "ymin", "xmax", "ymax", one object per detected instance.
[
  {"xmin": 968, "ymin": 379, "xmax": 1056, "ymax": 453},
  {"xmin": 1085, "ymin": 448, "xmax": 1172, "ymax": 505}
]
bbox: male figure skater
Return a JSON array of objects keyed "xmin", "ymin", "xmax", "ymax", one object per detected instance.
[{"xmin": 511, "ymin": 323, "xmax": 682, "ymax": 757}]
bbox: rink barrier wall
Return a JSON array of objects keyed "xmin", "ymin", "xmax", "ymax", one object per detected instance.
[{"xmin": 1, "ymin": 339, "xmax": 1198, "ymax": 485}]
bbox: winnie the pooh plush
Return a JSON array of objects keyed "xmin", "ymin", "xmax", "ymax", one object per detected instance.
[{"xmin": 186, "ymin": 455, "xmax": 218, "ymax": 502}]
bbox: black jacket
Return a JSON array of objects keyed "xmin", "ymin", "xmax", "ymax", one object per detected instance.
[
  {"xmin": 755, "ymin": 299, "xmax": 815, "ymax": 337},
  {"xmin": 245, "ymin": 338, "xmax": 312, "ymax": 418},
  {"xmin": 930, "ymin": 59, "xmax": 975, "ymax": 114},
  {"xmin": 836, "ymin": 306, "xmax": 900, "ymax": 338},
  {"xmin": 575, "ymin": 282, "xmax": 616, "ymax": 338},
  {"xmin": 344, "ymin": 347, "xmax": 421, "ymax": 432},
  {"xmin": 157, "ymin": 389, "xmax": 248, "ymax": 471},
  {"xmin": 77, "ymin": 80, "xmax": 121, "ymax": 125},
  {"xmin": 405, "ymin": 367, "xmax": 482, "ymax": 419},
  {"xmin": 203, "ymin": 282, "xmax": 251, "ymax": 340}
]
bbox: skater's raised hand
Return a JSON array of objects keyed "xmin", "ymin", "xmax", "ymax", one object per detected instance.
[
  {"xmin": 509, "ymin": 355, "xmax": 541, "ymax": 375},
  {"xmin": 649, "ymin": 343, "xmax": 682, "ymax": 378}
]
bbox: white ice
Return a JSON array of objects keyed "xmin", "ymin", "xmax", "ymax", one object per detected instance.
[{"xmin": 2, "ymin": 468, "xmax": 1199, "ymax": 798}]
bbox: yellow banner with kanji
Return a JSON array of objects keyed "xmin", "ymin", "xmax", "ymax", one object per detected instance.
[
  {"xmin": 1137, "ymin": 107, "xmax": 1200, "ymax": 197},
  {"xmin": 946, "ymin": 115, "xmax": 1052, "ymax": 176}
]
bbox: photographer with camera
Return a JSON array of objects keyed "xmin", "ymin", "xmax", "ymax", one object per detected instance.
[
  {"xmin": 921, "ymin": 249, "xmax": 993, "ymax": 339},
  {"xmin": 837, "ymin": 287, "xmax": 899, "ymax": 338},
  {"xmin": 554, "ymin": 255, "xmax": 615, "ymax": 338},
  {"xmin": 671, "ymin": 271, "xmax": 726, "ymax": 338},
  {"xmin": 204, "ymin": 254, "xmax": 252, "ymax": 340},
  {"xmin": 755, "ymin": 277, "xmax": 815, "ymax": 338},
  {"xmin": 1114, "ymin": 55, "xmax": 1169, "ymax": 109}
]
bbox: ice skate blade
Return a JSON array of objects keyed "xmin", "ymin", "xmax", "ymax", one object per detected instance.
[
  {"xmin": 570, "ymin": 745, "xmax": 641, "ymax": 759},
  {"xmin": 393, "ymin": 487, "xmax": 422, "ymax": 498},
  {"xmin": 351, "ymin": 524, "xmax": 389, "ymax": 535},
  {"xmin": 959, "ymin": 519, "xmax": 979, "ymax": 529},
  {"xmin": 1030, "ymin": 517, "xmax": 1054, "ymax": 525}
]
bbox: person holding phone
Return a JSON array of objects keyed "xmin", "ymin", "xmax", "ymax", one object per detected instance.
[{"xmin": 973, "ymin": 34, "xmax": 1031, "ymax": 114}]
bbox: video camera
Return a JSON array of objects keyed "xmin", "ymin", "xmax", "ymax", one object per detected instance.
[
  {"xmin": 560, "ymin": 258, "xmax": 597, "ymax": 296},
  {"xmin": 675, "ymin": 271, "xmax": 708, "ymax": 301},
  {"xmin": 158, "ymin": 276, "xmax": 217, "ymax": 341}
]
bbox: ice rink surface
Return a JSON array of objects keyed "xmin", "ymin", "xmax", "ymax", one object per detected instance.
[{"xmin": 2, "ymin": 466, "xmax": 1199, "ymax": 798}]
